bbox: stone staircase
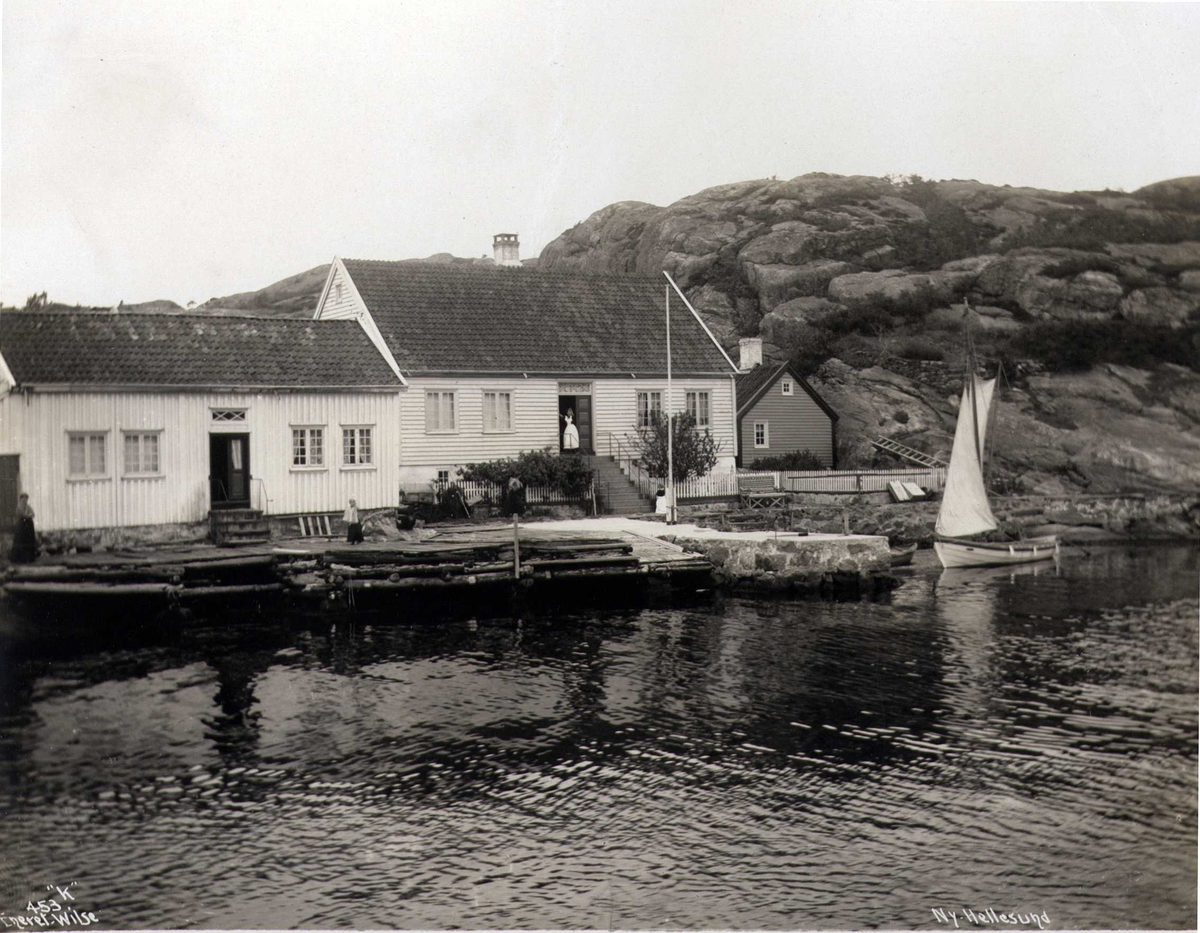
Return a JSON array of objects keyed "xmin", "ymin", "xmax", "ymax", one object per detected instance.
[
  {"xmin": 586, "ymin": 454, "xmax": 655, "ymax": 515},
  {"xmin": 209, "ymin": 508, "xmax": 272, "ymax": 547}
]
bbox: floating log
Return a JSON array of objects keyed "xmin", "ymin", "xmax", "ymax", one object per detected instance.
[
  {"xmin": 177, "ymin": 583, "xmax": 285, "ymax": 600},
  {"xmin": 3, "ymin": 581, "xmax": 174, "ymax": 597},
  {"xmin": 346, "ymin": 571, "xmax": 514, "ymax": 591},
  {"xmin": 4, "ymin": 565, "xmax": 179, "ymax": 582},
  {"xmin": 524, "ymin": 556, "xmax": 640, "ymax": 570},
  {"xmin": 181, "ymin": 555, "xmax": 276, "ymax": 575}
]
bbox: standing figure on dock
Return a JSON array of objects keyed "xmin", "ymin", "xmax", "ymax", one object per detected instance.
[
  {"xmin": 505, "ymin": 476, "xmax": 526, "ymax": 517},
  {"xmin": 344, "ymin": 498, "xmax": 364, "ymax": 545},
  {"xmin": 562, "ymin": 409, "xmax": 580, "ymax": 452},
  {"xmin": 9, "ymin": 493, "xmax": 38, "ymax": 563}
]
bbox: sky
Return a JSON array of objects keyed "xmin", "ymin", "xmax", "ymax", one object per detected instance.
[{"xmin": 1, "ymin": 0, "xmax": 1197, "ymax": 307}]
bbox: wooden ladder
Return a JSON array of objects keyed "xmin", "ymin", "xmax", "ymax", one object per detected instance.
[
  {"xmin": 872, "ymin": 436, "xmax": 947, "ymax": 468},
  {"xmin": 297, "ymin": 514, "xmax": 333, "ymax": 537}
]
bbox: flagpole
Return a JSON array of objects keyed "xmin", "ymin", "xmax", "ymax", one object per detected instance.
[{"xmin": 665, "ymin": 284, "xmax": 675, "ymax": 524}]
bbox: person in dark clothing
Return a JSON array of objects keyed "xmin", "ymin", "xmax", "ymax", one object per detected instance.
[
  {"xmin": 505, "ymin": 476, "xmax": 526, "ymax": 517},
  {"xmin": 343, "ymin": 498, "xmax": 364, "ymax": 544},
  {"xmin": 9, "ymin": 493, "xmax": 38, "ymax": 562}
]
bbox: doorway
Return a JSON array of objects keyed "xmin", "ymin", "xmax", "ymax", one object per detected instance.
[
  {"xmin": 0, "ymin": 455, "xmax": 19, "ymax": 523},
  {"xmin": 558, "ymin": 394, "xmax": 593, "ymax": 454},
  {"xmin": 210, "ymin": 434, "xmax": 250, "ymax": 508}
]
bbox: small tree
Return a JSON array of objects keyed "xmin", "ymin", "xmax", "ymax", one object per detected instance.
[
  {"xmin": 24, "ymin": 291, "xmax": 48, "ymax": 311},
  {"xmin": 636, "ymin": 412, "xmax": 720, "ymax": 483}
]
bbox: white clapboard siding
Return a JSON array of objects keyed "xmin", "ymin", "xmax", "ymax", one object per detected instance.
[
  {"xmin": 13, "ymin": 390, "xmax": 401, "ymax": 531},
  {"xmin": 593, "ymin": 377, "xmax": 737, "ymax": 461},
  {"xmin": 400, "ymin": 377, "xmax": 561, "ymax": 469},
  {"xmin": 315, "ymin": 263, "xmax": 362, "ymax": 320}
]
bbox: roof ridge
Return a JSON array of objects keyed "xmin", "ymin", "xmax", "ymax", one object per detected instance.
[
  {"xmin": 1, "ymin": 309, "xmax": 344, "ymax": 325},
  {"xmin": 341, "ymin": 258, "xmax": 660, "ymax": 281}
]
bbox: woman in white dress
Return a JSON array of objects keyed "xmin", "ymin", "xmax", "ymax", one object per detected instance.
[{"xmin": 562, "ymin": 409, "xmax": 580, "ymax": 451}]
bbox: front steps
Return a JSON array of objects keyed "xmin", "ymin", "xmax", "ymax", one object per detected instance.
[
  {"xmin": 585, "ymin": 454, "xmax": 654, "ymax": 515},
  {"xmin": 210, "ymin": 508, "xmax": 271, "ymax": 547}
]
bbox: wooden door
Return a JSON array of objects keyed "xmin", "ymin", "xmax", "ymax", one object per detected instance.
[
  {"xmin": 210, "ymin": 435, "xmax": 250, "ymax": 507},
  {"xmin": 574, "ymin": 396, "xmax": 593, "ymax": 453},
  {"xmin": 0, "ymin": 455, "xmax": 19, "ymax": 525}
]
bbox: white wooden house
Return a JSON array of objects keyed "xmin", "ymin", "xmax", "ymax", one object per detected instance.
[
  {"xmin": 312, "ymin": 257, "xmax": 741, "ymax": 489},
  {"xmin": 0, "ymin": 312, "xmax": 403, "ymax": 532}
]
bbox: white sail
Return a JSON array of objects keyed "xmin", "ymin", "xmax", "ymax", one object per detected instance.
[{"xmin": 935, "ymin": 375, "xmax": 999, "ymax": 538}]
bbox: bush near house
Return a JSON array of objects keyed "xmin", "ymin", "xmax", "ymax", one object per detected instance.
[
  {"xmin": 745, "ymin": 450, "xmax": 826, "ymax": 471},
  {"xmin": 458, "ymin": 448, "xmax": 595, "ymax": 496}
]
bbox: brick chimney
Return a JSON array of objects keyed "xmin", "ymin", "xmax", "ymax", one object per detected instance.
[
  {"xmin": 493, "ymin": 233, "xmax": 521, "ymax": 267},
  {"xmin": 738, "ymin": 337, "xmax": 763, "ymax": 372}
]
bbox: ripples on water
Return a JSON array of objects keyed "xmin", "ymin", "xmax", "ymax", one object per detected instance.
[{"xmin": 1, "ymin": 546, "xmax": 1196, "ymax": 929}]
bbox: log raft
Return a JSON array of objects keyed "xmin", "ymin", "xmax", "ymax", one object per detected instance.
[{"xmin": 1, "ymin": 528, "xmax": 713, "ymax": 613}]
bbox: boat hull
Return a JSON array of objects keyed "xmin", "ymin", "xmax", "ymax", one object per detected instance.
[{"xmin": 934, "ymin": 536, "xmax": 1059, "ymax": 569}]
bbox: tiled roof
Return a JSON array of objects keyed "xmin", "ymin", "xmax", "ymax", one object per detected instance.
[
  {"xmin": 735, "ymin": 361, "xmax": 838, "ymax": 420},
  {"xmin": 340, "ymin": 261, "xmax": 735, "ymax": 375},
  {"xmin": 0, "ymin": 311, "xmax": 401, "ymax": 387}
]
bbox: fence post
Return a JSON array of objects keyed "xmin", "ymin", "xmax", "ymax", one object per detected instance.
[{"xmin": 512, "ymin": 514, "xmax": 521, "ymax": 579}]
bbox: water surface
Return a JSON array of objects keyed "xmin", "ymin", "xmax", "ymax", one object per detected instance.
[{"xmin": 1, "ymin": 546, "xmax": 1196, "ymax": 929}]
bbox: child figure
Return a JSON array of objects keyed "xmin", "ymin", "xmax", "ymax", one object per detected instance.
[{"xmin": 344, "ymin": 498, "xmax": 364, "ymax": 545}]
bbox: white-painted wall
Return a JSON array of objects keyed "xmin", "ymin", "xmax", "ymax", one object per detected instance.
[
  {"xmin": 7, "ymin": 390, "xmax": 402, "ymax": 531},
  {"xmin": 396, "ymin": 374, "xmax": 736, "ymax": 488}
]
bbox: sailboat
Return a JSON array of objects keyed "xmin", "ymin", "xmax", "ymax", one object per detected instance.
[{"xmin": 933, "ymin": 307, "xmax": 1059, "ymax": 569}]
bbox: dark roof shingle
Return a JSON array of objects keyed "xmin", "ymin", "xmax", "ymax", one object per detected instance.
[
  {"xmin": 735, "ymin": 361, "xmax": 838, "ymax": 420},
  {"xmin": 0, "ymin": 312, "xmax": 401, "ymax": 387},
  {"xmin": 341, "ymin": 261, "xmax": 735, "ymax": 375}
]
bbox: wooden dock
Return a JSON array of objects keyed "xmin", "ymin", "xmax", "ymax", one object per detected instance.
[{"xmin": 0, "ymin": 522, "xmax": 714, "ymax": 615}]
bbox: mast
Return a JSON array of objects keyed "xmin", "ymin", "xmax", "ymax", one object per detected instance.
[{"xmin": 964, "ymin": 298, "xmax": 982, "ymax": 465}]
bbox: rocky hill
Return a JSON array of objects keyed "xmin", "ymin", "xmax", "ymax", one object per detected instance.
[{"xmin": 540, "ymin": 173, "xmax": 1200, "ymax": 495}]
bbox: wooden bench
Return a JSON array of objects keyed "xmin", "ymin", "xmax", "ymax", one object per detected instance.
[{"xmin": 738, "ymin": 473, "xmax": 790, "ymax": 510}]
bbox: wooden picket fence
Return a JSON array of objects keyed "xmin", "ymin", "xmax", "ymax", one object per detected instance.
[
  {"xmin": 433, "ymin": 478, "xmax": 595, "ymax": 506},
  {"xmin": 661, "ymin": 466, "xmax": 946, "ymax": 501}
]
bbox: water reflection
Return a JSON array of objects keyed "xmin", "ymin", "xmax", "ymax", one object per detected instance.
[{"xmin": 0, "ymin": 546, "xmax": 1195, "ymax": 929}]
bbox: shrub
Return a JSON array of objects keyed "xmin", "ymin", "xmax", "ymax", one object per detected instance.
[
  {"xmin": 636, "ymin": 412, "xmax": 721, "ymax": 483},
  {"xmin": 1040, "ymin": 255, "xmax": 1122, "ymax": 279},
  {"xmin": 750, "ymin": 450, "xmax": 827, "ymax": 471},
  {"xmin": 894, "ymin": 334, "xmax": 946, "ymax": 361},
  {"xmin": 1007, "ymin": 320, "xmax": 1200, "ymax": 372},
  {"xmin": 458, "ymin": 448, "xmax": 594, "ymax": 496},
  {"xmin": 1003, "ymin": 206, "xmax": 1200, "ymax": 252}
]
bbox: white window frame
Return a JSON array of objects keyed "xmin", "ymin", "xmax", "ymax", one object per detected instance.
[
  {"xmin": 482, "ymin": 390, "xmax": 514, "ymax": 434},
  {"xmin": 425, "ymin": 390, "xmax": 458, "ymax": 434},
  {"xmin": 637, "ymin": 390, "xmax": 663, "ymax": 430},
  {"xmin": 685, "ymin": 390, "xmax": 711, "ymax": 428},
  {"xmin": 122, "ymin": 430, "xmax": 164, "ymax": 478},
  {"xmin": 211, "ymin": 409, "xmax": 247, "ymax": 423},
  {"xmin": 67, "ymin": 431, "xmax": 109, "ymax": 480},
  {"xmin": 341, "ymin": 425, "xmax": 375, "ymax": 469},
  {"xmin": 291, "ymin": 425, "xmax": 326, "ymax": 470},
  {"xmin": 781, "ymin": 378, "xmax": 794, "ymax": 397},
  {"xmin": 754, "ymin": 421, "xmax": 769, "ymax": 449},
  {"xmin": 436, "ymin": 469, "xmax": 451, "ymax": 484}
]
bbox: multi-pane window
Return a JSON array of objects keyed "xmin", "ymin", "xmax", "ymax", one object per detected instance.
[
  {"xmin": 425, "ymin": 391, "xmax": 457, "ymax": 432},
  {"xmin": 754, "ymin": 422, "xmax": 769, "ymax": 448},
  {"xmin": 436, "ymin": 469, "xmax": 450, "ymax": 484},
  {"xmin": 123, "ymin": 432, "xmax": 161, "ymax": 475},
  {"xmin": 483, "ymin": 391, "xmax": 513, "ymax": 432},
  {"xmin": 781, "ymin": 378, "xmax": 794, "ymax": 396},
  {"xmin": 342, "ymin": 426, "xmax": 373, "ymax": 466},
  {"xmin": 685, "ymin": 391, "xmax": 711, "ymax": 428},
  {"xmin": 292, "ymin": 427, "xmax": 324, "ymax": 467},
  {"xmin": 68, "ymin": 432, "xmax": 108, "ymax": 477},
  {"xmin": 637, "ymin": 391, "xmax": 662, "ymax": 429}
]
